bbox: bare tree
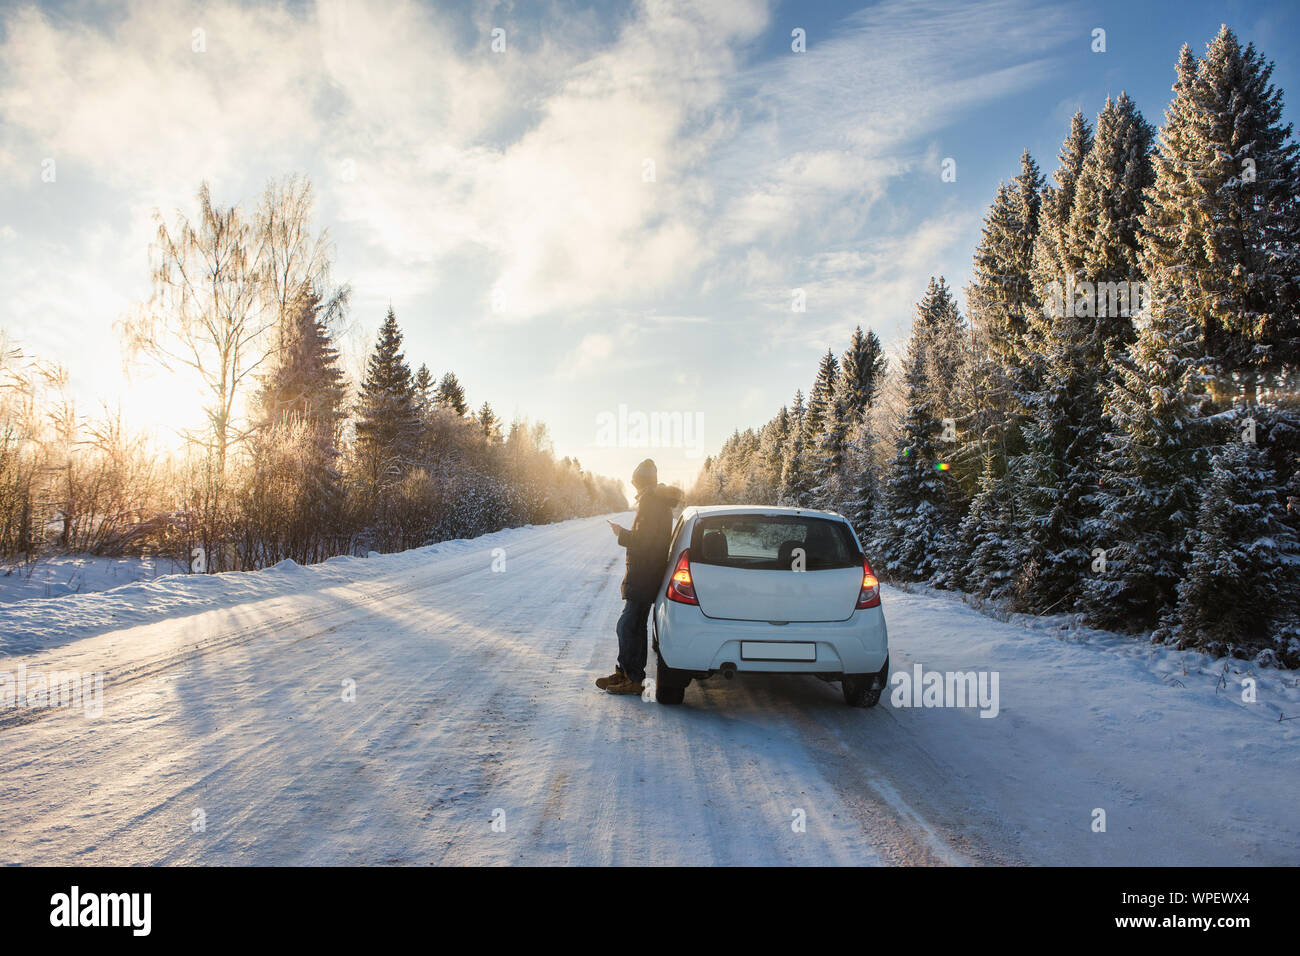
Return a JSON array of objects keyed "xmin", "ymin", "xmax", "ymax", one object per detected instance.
[
  {"xmin": 122, "ymin": 182, "xmax": 273, "ymax": 475},
  {"xmin": 256, "ymin": 174, "xmax": 349, "ymax": 352}
]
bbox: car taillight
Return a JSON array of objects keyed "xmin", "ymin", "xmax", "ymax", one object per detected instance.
[
  {"xmin": 856, "ymin": 556, "xmax": 881, "ymax": 609},
  {"xmin": 666, "ymin": 549, "xmax": 698, "ymax": 605}
]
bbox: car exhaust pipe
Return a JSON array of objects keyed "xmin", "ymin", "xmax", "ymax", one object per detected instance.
[{"xmin": 721, "ymin": 663, "xmax": 737, "ymax": 680}]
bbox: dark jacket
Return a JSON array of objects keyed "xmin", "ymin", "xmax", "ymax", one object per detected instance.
[{"xmin": 618, "ymin": 483, "xmax": 684, "ymax": 602}]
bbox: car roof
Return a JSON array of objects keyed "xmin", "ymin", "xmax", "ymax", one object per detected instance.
[{"xmin": 680, "ymin": 504, "xmax": 848, "ymax": 523}]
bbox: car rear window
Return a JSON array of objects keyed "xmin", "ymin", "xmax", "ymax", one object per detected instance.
[{"xmin": 689, "ymin": 514, "xmax": 861, "ymax": 570}]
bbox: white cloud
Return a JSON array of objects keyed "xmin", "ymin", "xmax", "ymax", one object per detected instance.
[
  {"xmin": 0, "ymin": 0, "xmax": 1076, "ymax": 476},
  {"xmin": 560, "ymin": 331, "xmax": 616, "ymax": 381},
  {"xmin": 0, "ymin": 0, "xmax": 1066, "ymax": 328}
]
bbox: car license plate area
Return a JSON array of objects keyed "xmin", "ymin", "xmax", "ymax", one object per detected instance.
[{"xmin": 740, "ymin": 641, "xmax": 816, "ymax": 662}]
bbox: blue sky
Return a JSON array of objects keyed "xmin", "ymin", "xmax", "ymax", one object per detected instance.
[{"xmin": 0, "ymin": 0, "xmax": 1297, "ymax": 489}]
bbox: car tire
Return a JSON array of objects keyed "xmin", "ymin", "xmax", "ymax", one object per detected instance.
[
  {"xmin": 655, "ymin": 653, "xmax": 689, "ymax": 705},
  {"xmin": 842, "ymin": 675, "xmax": 882, "ymax": 708}
]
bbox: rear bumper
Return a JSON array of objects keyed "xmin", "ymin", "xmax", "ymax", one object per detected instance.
[{"xmin": 653, "ymin": 601, "xmax": 888, "ymax": 675}]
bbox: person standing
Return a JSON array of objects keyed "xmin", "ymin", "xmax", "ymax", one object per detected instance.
[{"xmin": 598, "ymin": 458, "xmax": 682, "ymax": 695}]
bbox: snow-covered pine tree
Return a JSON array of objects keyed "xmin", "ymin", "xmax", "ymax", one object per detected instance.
[
  {"xmin": 839, "ymin": 325, "xmax": 888, "ymax": 426},
  {"xmin": 917, "ymin": 277, "xmax": 969, "ymax": 584},
  {"xmin": 920, "ymin": 277, "xmax": 965, "ymax": 458},
  {"xmin": 354, "ymin": 307, "xmax": 422, "ymax": 490},
  {"xmin": 412, "ymin": 364, "xmax": 435, "ymax": 416},
  {"xmin": 1141, "ymin": 28, "xmax": 1300, "ymax": 402},
  {"xmin": 921, "ymin": 279, "xmax": 964, "ymax": 399},
  {"xmin": 842, "ymin": 413, "xmax": 881, "ymax": 548},
  {"xmin": 956, "ymin": 154, "xmax": 1046, "ymax": 580},
  {"xmin": 757, "ymin": 405, "xmax": 791, "ymax": 503},
  {"xmin": 1254, "ymin": 401, "xmax": 1300, "ymax": 566},
  {"xmin": 257, "ymin": 287, "xmax": 347, "ymax": 439},
  {"xmin": 1065, "ymin": 92, "xmax": 1154, "ymax": 348},
  {"xmin": 803, "ymin": 349, "xmax": 839, "ymax": 455},
  {"xmin": 713, "ymin": 427, "xmax": 761, "ymax": 502},
  {"xmin": 813, "ymin": 387, "xmax": 850, "ymax": 512},
  {"xmin": 1013, "ymin": 317, "xmax": 1102, "ymax": 611},
  {"xmin": 970, "ymin": 182, "xmax": 1026, "ymax": 376},
  {"xmin": 948, "ymin": 316, "xmax": 1005, "ymax": 500},
  {"xmin": 435, "ymin": 372, "xmax": 469, "ymax": 416},
  {"xmin": 779, "ymin": 390, "xmax": 813, "ymax": 507},
  {"xmin": 1176, "ymin": 438, "xmax": 1299, "ymax": 661},
  {"xmin": 956, "ymin": 452, "xmax": 1023, "ymax": 600},
  {"xmin": 477, "ymin": 401, "xmax": 500, "ymax": 441},
  {"xmin": 249, "ymin": 287, "xmax": 350, "ymax": 564},
  {"xmin": 876, "ymin": 278, "xmax": 963, "ymax": 582},
  {"xmin": 736, "ymin": 427, "xmax": 762, "ymax": 502},
  {"xmin": 1015, "ymin": 93, "xmax": 1155, "ymax": 612},
  {"xmin": 690, "ymin": 455, "xmax": 718, "ymax": 505},
  {"xmin": 1007, "ymin": 149, "xmax": 1046, "ymax": 361},
  {"xmin": 1081, "ymin": 291, "xmax": 1214, "ymax": 632},
  {"xmin": 967, "ymin": 151, "xmax": 1044, "ymax": 407},
  {"xmin": 1030, "ymin": 111, "xmax": 1093, "ymax": 299}
]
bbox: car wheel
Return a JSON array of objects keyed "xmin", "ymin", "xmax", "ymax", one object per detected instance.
[
  {"xmin": 842, "ymin": 675, "xmax": 881, "ymax": 708},
  {"xmin": 655, "ymin": 653, "xmax": 689, "ymax": 705}
]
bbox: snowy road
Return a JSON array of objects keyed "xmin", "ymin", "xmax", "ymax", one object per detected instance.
[{"xmin": 1, "ymin": 514, "xmax": 1296, "ymax": 865}]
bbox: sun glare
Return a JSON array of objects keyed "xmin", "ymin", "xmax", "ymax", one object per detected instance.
[{"xmin": 115, "ymin": 365, "xmax": 214, "ymax": 455}]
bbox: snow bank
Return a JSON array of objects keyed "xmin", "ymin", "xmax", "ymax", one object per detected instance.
[{"xmin": 0, "ymin": 520, "xmax": 590, "ymax": 656}]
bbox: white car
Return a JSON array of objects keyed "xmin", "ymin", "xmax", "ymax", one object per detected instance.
[{"xmin": 650, "ymin": 505, "xmax": 889, "ymax": 707}]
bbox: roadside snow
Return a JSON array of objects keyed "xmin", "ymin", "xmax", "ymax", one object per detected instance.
[
  {"xmin": 888, "ymin": 580, "xmax": 1300, "ymax": 724},
  {"xmin": 0, "ymin": 532, "xmax": 506, "ymax": 655},
  {"xmin": 0, "ymin": 554, "xmax": 186, "ymax": 606}
]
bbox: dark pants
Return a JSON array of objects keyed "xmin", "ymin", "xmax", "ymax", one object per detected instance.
[{"xmin": 616, "ymin": 599, "xmax": 653, "ymax": 683}]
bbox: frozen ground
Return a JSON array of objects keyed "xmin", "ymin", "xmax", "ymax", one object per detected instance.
[{"xmin": 0, "ymin": 514, "xmax": 1295, "ymax": 865}]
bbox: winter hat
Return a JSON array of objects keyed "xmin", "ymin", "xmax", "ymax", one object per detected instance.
[{"xmin": 631, "ymin": 458, "xmax": 658, "ymax": 491}]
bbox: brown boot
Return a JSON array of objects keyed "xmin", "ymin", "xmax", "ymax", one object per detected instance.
[
  {"xmin": 595, "ymin": 667, "xmax": 624, "ymax": 690},
  {"xmin": 606, "ymin": 675, "xmax": 644, "ymax": 695}
]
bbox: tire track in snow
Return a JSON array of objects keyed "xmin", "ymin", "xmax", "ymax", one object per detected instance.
[
  {"xmin": 0, "ymin": 519, "xmax": 599, "ymax": 863},
  {"xmin": 0, "ymin": 521, "xmax": 589, "ymax": 732}
]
